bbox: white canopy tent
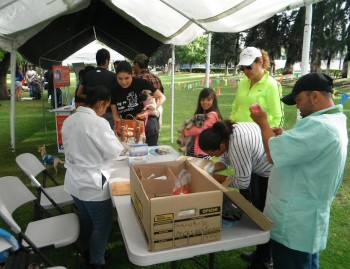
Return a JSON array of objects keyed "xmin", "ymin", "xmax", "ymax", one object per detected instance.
[
  {"xmin": 62, "ymin": 40, "xmax": 125, "ymax": 66},
  {"xmin": 0, "ymin": 0, "xmax": 324, "ymax": 151}
]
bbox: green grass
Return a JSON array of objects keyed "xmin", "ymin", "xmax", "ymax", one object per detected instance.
[{"xmin": 1, "ymin": 73, "xmax": 350, "ymax": 268}]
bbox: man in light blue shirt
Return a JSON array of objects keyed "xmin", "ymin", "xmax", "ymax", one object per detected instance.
[{"xmin": 250, "ymin": 73, "xmax": 348, "ymax": 269}]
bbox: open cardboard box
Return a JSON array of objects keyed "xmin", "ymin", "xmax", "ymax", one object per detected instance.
[{"xmin": 130, "ymin": 159, "xmax": 273, "ymax": 252}]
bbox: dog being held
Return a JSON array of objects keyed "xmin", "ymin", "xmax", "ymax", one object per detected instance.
[
  {"xmin": 177, "ymin": 114, "xmax": 208, "ymax": 152},
  {"xmin": 138, "ymin": 89, "xmax": 159, "ymax": 118},
  {"xmin": 38, "ymin": 145, "xmax": 65, "ymax": 174}
]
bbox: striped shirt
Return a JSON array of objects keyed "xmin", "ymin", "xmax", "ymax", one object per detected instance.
[{"xmin": 219, "ymin": 122, "xmax": 272, "ymax": 189}]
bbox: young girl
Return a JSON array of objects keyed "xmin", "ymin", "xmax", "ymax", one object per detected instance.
[{"xmin": 183, "ymin": 88, "xmax": 223, "ymax": 159}]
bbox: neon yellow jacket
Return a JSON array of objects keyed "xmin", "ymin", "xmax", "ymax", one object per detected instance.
[{"xmin": 230, "ymin": 71, "xmax": 284, "ymax": 127}]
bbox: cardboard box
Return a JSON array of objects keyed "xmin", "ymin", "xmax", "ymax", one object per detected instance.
[
  {"xmin": 130, "ymin": 160, "xmax": 273, "ymax": 252},
  {"xmin": 130, "ymin": 160, "xmax": 223, "ymax": 251}
]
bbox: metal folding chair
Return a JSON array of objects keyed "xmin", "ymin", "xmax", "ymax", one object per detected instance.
[
  {"xmin": 15, "ymin": 153, "xmax": 74, "ymax": 219},
  {"xmin": 0, "ymin": 176, "xmax": 79, "ymax": 267}
]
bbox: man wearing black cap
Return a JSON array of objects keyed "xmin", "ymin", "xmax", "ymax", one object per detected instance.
[{"xmin": 250, "ymin": 73, "xmax": 348, "ymax": 269}]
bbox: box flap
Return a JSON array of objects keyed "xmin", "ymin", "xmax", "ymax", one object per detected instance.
[
  {"xmin": 184, "ymin": 161, "xmax": 273, "ymax": 231},
  {"xmin": 224, "ymin": 190, "xmax": 273, "ymax": 231}
]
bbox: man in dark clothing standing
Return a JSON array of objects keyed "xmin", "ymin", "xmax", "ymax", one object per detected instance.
[{"xmin": 76, "ymin": 48, "xmax": 116, "ymax": 128}]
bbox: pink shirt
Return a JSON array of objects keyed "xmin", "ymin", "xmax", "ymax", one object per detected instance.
[{"xmin": 183, "ymin": 111, "xmax": 219, "ymax": 155}]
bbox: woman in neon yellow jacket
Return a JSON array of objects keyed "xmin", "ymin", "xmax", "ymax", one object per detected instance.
[{"xmin": 230, "ymin": 47, "xmax": 284, "ymax": 127}]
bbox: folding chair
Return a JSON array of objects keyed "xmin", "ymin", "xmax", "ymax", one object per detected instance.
[
  {"xmin": 15, "ymin": 153, "xmax": 74, "ymax": 218},
  {"xmin": 0, "ymin": 176, "xmax": 79, "ymax": 267}
]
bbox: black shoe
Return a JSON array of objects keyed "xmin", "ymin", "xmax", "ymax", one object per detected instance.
[{"xmin": 241, "ymin": 252, "xmax": 255, "ymax": 262}]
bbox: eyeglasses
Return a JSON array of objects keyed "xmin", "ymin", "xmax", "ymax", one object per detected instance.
[
  {"xmin": 240, "ymin": 65, "xmax": 253, "ymax": 71},
  {"xmin": 240, "ymin": 59, "xmax": 258, "ymax": 71}
]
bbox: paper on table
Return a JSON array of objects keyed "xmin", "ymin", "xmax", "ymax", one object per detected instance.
[{"xmin": 110, "ymin": 180, "xmax": 130, "ymax": 196}]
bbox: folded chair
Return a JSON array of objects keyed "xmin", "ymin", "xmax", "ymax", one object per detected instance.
[
  {"xmin": 15, "ymin": 153, "xmax": 74, "ymax": 218},
  {"xmin": 0, "ymin": 176, "xmax": 79, "ymax": 267}
]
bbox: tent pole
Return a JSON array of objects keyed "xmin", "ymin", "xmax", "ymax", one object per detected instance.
[
  {"xmin": 205, "ymin": 32, "xmax": 212, "ymax": 87},
  {"xmin": 39, "ymin": 58, "xmax": 48, "ymax": 133},
  {"xmin": 301, "ymin": 4, "xmax": 312, "ymax": 76},
  {"xmin": 171, "ymin": 44, "xmax": 175, "ymax": 143},
  {"xmin": 296, "ymin": 4, "xmax": 313, "ymax": 121},
  {"xmin": 10, "ymin": 49, "xmax": 16, "ymax": 152}
]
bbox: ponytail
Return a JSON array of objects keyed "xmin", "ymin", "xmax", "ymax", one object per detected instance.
[{"xmin": 199, "ymin": 120, "xmax": 235, "ymax": 151}]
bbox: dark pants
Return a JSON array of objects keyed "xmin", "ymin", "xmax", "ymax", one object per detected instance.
[
  {"xmin": 72, "ymin": 196, "xmax": 113, "ymax": 266},
  {"xmin": 103, "ymin": 111, "xmax": 114, "ymax": 129},
  {"xmin": 271, "ymin": 240, "xmax": 319, "ymax": 269},
  {"xmin": 244, "ymin": 173, "xmax": 271, "ymax": 269},
  {"xmin": 145, "ymin": 116, "xmax": 159, "ymax": 146}
]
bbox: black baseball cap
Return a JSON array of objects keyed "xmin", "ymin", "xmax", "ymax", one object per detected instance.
[{"xmin": 281, "ymin": 73, "xmax": 334, "ymax": 105}]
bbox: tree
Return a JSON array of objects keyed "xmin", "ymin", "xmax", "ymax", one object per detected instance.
[
  {"xmin": 341, "ymin": 0, "xmax": 350, "ymax": 78},
  {"xmin": 0, "ymin": 49, "xmax": 30, "ymax": 100},
  {"xmin": 244, "ymin": 14, "xmax": 295, "ymax": 74},
  {"xmin": 284, "ymin": 9, "xmax": 304, "ymax": 74},
  {"xmin": 310, "ymin": 1, "xmax": 349, "ymax": 73},
  {"xmin": 211, "ymin": 33, "xmax": 241, "ymax": 75},
  {"xmin": 175, "ymin": 37, "xmax": 207, "ymax": 72},
  {"xmin": 0, "ymin": 50, "xmax": 10, "ymax": 100},
  {"xmin": 150, "ymin": 44, "xmax": 172, "ymax": 67}
]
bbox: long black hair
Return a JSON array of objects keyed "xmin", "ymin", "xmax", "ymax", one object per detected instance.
[
  {"xmin": 198, "ymin": 120, "xmax": 235, "ymax": 151},
  {"xmin": 194, "ymin": 88, "xmax": 223, "ymax": 120}
]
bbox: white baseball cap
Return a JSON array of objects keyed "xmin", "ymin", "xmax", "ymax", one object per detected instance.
[{"xmin": 238, "ymin": 47, "xmax": 262, "ymax": 66}]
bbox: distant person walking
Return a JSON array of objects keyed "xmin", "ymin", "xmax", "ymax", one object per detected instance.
[
  {"xmin": 15, "ymin": 66, "xmax": 24, "ymax": 101},
  {"xmin": 26, "ymin": 64, "xmax": 38, "ymax": 98}
]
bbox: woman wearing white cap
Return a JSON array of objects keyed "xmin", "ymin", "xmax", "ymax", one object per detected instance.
[{"xmin": 230, "ymin": 47, "xmax": 284, "ymax": 127}]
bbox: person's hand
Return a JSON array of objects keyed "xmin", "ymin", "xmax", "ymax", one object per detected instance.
[
  {"xmin": 136, "ymin": 112, "xmax": 147, "ymax": 119},
  {"xmin": 272, "ymin": 127, "xmax": 284, "ymax": 136},
  {"xmin": 249, "ymin": 104, "xmax": 268, "ymax": 127}
]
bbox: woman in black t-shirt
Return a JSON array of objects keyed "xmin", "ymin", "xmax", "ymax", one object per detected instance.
[{"xmin": 111, "ymin": 61, "xmax": 166, "ymax": 146}]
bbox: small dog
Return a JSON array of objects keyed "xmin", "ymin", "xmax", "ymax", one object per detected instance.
[
  {"xmin": 177, "ymin": 114, "xmax": 208, "ymax": 152},
  {"xmin": 138, "ymin": 89, "xmax": 159, "ymax": 117},
  {"xmin": 38, "ymin": 145, "xmax": 65, "ymax": 174}
]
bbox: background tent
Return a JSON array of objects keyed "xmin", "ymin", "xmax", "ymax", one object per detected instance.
[
  {"xmin": 0, "ymin": 0, "xmax": 325, "ymax": 151},
  {"xmin": 62, "ymin": 41, "xmax": 125, "ymax": 66}
]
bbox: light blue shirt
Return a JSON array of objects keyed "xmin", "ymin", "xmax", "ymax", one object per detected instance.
[{"xmin": 265, "ymin": 104, "xmax": 348, "ymax": 253}]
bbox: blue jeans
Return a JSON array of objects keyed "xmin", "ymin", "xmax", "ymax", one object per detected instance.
[
  {"xmin": 72, "ymin": 196, "xmax": 113, "ymax": 265},
  {"xmin": 29, "ymin": 82, "xmax": 35, "ymax": 97},
  {"xmin": 271, "ymin": 239, "xmax": 319, "ymax": 269}
]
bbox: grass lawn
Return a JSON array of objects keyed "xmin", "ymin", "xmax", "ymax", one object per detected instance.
[{"xmin": 0, "ymin": 72, "xmax": 350, "ymax": 268}]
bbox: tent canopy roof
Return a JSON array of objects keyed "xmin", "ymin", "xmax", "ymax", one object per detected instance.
[{"xmin": 0, "ymin": 0, "xmax": 323, "ymax": 68}]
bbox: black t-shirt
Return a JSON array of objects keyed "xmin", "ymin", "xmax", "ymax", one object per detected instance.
[
  {"xmin": 82, "ymin": 67, "xmax": 116, "ymax": 112},
  {"xmin": 111, "ymin": 77, "xmax": 156, "ymax": 118}
]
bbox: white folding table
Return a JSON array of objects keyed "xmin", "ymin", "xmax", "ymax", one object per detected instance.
[{"xmin": 109, "ymin": 145, "xmax": 270, "ymax": 268}]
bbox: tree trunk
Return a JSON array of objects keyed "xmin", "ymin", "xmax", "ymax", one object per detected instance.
[
  {"xmin": 224, "ymin": 61, "xmax": 229, "ymax": 75},
  {"xmin": 326, "ymin": 57, "xmax": 331, "ymax": 75},
  {"xmin": 283, "ymin": 62, "xmax": 294, "ymax": 75},
  {"xmin": 0, "ymin": 52, "xmax": 11, "ymax": 100},
  {"xmin": 342, "ymin": 51, "xmax": 349, "ymax": 78}
]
